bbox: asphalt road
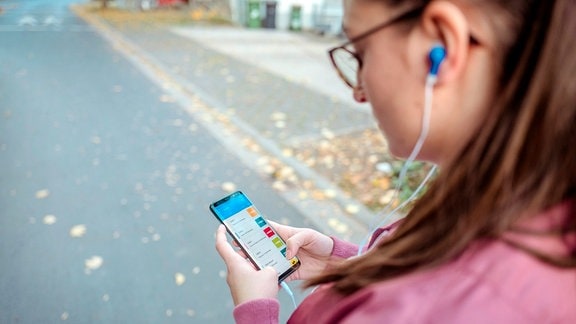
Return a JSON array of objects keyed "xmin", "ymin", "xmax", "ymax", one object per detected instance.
[{"xmin": 0, "ymin": 0, "xmax": 314, "ymax": 322}]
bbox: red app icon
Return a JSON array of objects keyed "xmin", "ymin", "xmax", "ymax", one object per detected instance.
[{"xmin": 263, "ymin": 227, "xmax": 275, "ymax": 238}]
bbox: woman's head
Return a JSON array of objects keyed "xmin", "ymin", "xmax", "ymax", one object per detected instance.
[
  {"xmin": 344, "ymin": 0, "xmax": 576, "ymax": 210},
  {"xmin": 337, "ymin": 0, "xmax": 550, "ymax": 166},
  {"xmin": 311, "ymin": 0, "xmax": 576, "ymax": 294}
]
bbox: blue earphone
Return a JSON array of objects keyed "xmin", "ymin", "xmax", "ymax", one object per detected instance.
[{"xmin": 428, "ymin": 44, "xmax": 446, "ymax": 77}]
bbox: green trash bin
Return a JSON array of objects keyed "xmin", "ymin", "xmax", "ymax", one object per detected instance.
[
  {"xmin": 247, "ymin": 1, "xmax": 261, "ymax": 28},
  {"xmin": 289, "ymin": 5, "xmax": 302, "ymax": 31}
]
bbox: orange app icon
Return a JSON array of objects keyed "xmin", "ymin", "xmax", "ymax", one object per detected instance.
[{"xmin": 247, "ymin": 207, "xmax": 258, "ymax": 217}]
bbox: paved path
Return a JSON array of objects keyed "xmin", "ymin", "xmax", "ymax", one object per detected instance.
[{"xmin": 170, "ymin": 26, "xmax": 366, "ymax": 110}]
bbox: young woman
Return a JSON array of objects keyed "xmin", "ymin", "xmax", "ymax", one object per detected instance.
[{"xmin": 216, "ymin": 0, "xmax": 576, "ymax": 322}]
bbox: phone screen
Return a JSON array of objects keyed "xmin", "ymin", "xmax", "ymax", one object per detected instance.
[{"xmin": 210, "ymin": 191, "xmax": 300, "ymax": 282}]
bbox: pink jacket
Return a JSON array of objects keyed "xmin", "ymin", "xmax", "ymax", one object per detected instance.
[{"xmin": 233, "ymin": 202, "xmax": 576, "ymax": 323}]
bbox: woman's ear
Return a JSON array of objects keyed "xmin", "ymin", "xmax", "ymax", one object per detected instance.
[
  {"xmin": 408, "ymin": 0, "xmax": 472, "ymax": 84},
  {"xmin": 353, "ymin": 82, "xmax": 368, "ymax": 103}
]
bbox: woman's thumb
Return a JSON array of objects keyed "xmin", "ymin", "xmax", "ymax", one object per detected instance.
[{"xmin": 285, "ymin": 235, "xmax": 303, "ymax": 259}]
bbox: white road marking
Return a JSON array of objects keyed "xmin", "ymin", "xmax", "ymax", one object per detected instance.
[{"xmin": 18, "ymin": 15, "xmax": 38, "ymax": 26}]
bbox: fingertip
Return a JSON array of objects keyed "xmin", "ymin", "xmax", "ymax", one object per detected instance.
[
  {"xmin": 215, "ymin": 225, "xmax": 224, "ymax": 240},
  {"xmin": 285, "ymin": 236, "xmax": 299, "ymax": 259},
  {"xmin": 215, "ymin": 225, "xmax": 230, "ymax": 250}
]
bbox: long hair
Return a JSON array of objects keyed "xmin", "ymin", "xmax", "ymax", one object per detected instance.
[{"xmin": 306, "ymin": 0, "xmax": 576, "ymax": 295}]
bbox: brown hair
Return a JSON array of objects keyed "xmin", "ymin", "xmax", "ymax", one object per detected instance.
[{"xmin": 307, "ymin": 0, "xmax": 576, "ymax": 295}]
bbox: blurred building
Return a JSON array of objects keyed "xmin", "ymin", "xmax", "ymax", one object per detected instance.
[
  {"xmin": 230, "ymin": 0, "xmax": 343, "ymax": 35},
  {"xmin": 111, "ymin": 0, "xmax": 343, "ymax": 35},
  {"xmin": 114, "ymin": 0, "xmax": 189, "ymax": 10}
]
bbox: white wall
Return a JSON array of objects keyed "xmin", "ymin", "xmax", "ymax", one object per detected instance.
[
  {"xmin": 275, "ymin": 0, "xmax": 321, "ymax": 30},
  {"xmin": 230, "ymin": 0, "xmax": 343, "ymax": 34}
]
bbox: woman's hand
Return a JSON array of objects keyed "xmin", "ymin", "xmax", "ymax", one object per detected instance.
[
  {"xmin": 215, "ymin": 225, "xmax": 280, "ymax": 306},
  {"xmin": 269, "ymin": 221, "xmax": 334, "ymax": 282}
]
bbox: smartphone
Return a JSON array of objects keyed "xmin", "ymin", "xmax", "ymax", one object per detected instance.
[{"xmin": 209, "ymin": 191, "xmax": 300, "ymax": 282}]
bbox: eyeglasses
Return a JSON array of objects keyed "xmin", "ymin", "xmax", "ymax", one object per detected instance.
[{"xmin": 328, "ymin": 7, "xmax": 425, "ymax": 88}]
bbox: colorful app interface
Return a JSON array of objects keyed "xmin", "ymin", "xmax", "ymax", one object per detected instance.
[{"xmin": 213, "ymin": 193, "xmax": 298, "ymax": 275}]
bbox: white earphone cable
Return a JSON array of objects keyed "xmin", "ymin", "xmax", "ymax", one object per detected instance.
[
  {"xmin": 280, "ymin": 281, "xmax": 297, "ymax": 309},
  {"xmin": 357, "ymin": 74, "xmax": 438, "ymax": 255}
]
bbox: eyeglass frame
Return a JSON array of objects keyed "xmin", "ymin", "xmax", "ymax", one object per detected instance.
[{"xmin": 327, "ymin": 7, "xmax": 426, "ymax": 88}]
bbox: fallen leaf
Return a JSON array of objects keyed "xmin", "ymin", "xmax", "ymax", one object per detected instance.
[
  {"xmin": 328, "ymin": 218, "xmax": 349, "ymax": 234},
  {"xmin": 35, "ymin": 189, "xmax": 50, "ymax": 199},
  {"xmin": 175, "ymin": 272, "xmax": 186, "ymax": 286},
  {"xmin": 324, "ymin": 189, "xmax": 337, "ymax": 198},
  {"xmin": 221, "ymin": 182, "xmax": 236, "ymax": 192},
  {"xmin": 345, "ymin": 204, "xmax": 360, "ymax": 215},
  {"xmin": 69, "ymin": 225, "xmax": 87, "ymax": 238},
  {"xmin": 270, "ymin": 112, "xmax": 286, "ymax": 121},
  {"xmin": 43, "ymin": 215, "xmax": 57, "ymax": 225},
  {"xmin": 85, "ymin": 256, "xmax": 103, "ymax": 271}
]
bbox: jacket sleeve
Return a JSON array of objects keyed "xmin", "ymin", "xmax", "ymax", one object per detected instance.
[
  {"xmin": 233, "ymin": 298, "xmax": 280, "ymax": 324},
  {"xmin": 331, "ymin": 236, "xmax": 360, "ymax": 259},
  {"xmin": 331, "ymin": 221, "xmax": 401, "ymax": 259}
]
